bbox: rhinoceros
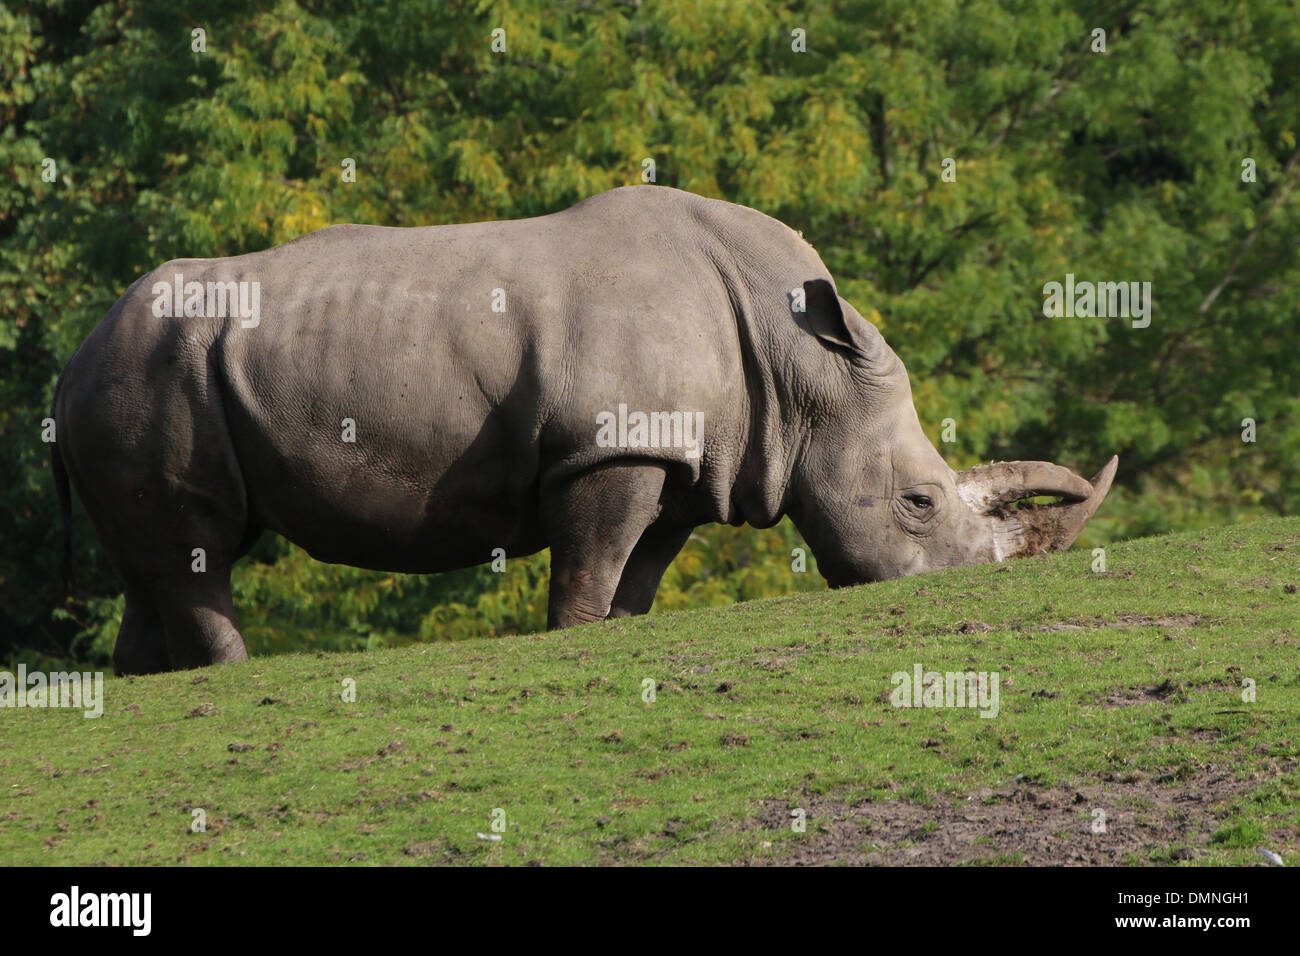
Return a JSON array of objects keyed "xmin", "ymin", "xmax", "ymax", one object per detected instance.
[{"xmin": 51, "ymin": 186, "xmax": 1116, "ymax": 674}]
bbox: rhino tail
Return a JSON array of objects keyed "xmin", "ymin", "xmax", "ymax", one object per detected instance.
[{"xmin": 50, "ymin": 374, "xmax": 73, "ymax": 602}]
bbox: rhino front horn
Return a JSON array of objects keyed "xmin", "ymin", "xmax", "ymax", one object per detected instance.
[{"xmin": 956, "ymin": 456, "xmax": 1119, "ymax": 558}]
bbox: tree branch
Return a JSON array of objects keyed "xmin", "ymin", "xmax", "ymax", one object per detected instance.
[{"xmin": 1198, "ymin": 144, "xmax": 1300, "ymax": 314}]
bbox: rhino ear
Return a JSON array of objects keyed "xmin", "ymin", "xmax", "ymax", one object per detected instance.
[
  {"xmin": 799, "ymin": 279, "xmax": 890, "ymax": 370},
  {"xmin": 800, "ymin": 278, "xmax": 857, "ymax": 353}
]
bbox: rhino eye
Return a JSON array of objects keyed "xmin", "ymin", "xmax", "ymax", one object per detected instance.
[{"xmin": 903, "ymin": 493, "xmax": 933, "ymax": 509}]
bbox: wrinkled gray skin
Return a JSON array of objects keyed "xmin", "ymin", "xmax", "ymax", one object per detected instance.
[{"xmin": 52, "ymin": 186, "xmax": 1117, "ymax": 674}]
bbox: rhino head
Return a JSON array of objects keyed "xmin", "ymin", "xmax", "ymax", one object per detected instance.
[{"xmin": 783, "ymin": 281, "xmax": 1117, "ymax": 587}]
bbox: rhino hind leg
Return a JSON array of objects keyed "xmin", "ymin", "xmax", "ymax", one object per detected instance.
[
  {"xmin": 111, "ymin": 582, "xmax": 170, "ymax": 676},
  {"xmin": 102, "ymin": 514, "xmax": 251, "ymax": 671},
  {"xmin": 73, "ymin": 438, "xmax": 252, "ymax": 671},
  {"xmin": 542, "ymin": 462, "xmax": 669, "ymax": 629},
  {"xmin": 150, "ymin": 567, "xmax": 249, "ymax": 670},
  {"xmin": 112, "ymin": 518, "xmax": 261, "ymax": 674},
  {"xmin": 608, "ymin": 523, "xmax": 693, "ymax": 618},
  {"xmin": 103, "ymin": 534, "xmax": 249, "ymax": 672}
]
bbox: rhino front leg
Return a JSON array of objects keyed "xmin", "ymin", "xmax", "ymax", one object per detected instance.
[
  {"xmin": 542, "ymin": 462, "xmax": 668, "ymax": 629},
  {"xmin": 608, "ymin": 523, "xmax": 694, "ymax": 618}
]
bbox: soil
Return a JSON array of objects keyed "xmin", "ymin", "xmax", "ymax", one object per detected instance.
[{"xmin": 748, "ymin": 760, "xmax": 1293, "ymax": 866}]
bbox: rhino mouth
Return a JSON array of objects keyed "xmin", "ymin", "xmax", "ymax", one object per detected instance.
[{"xmin": 956, "ymin": 456, "xmax": 1119, "ymax": 559}]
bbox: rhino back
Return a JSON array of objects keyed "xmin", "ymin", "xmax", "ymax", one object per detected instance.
[{"xmin": 75, "ymin": 188, "xmax": 754, "ymax": 569}]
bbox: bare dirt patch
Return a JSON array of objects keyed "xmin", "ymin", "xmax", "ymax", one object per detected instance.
[
  {"xmin": 1036, "ymin": 614, "xmax": 1204, "ymax": 632},
  {"xmin": 749, "ymin": 761, "xmax": 1289, "ymax": 866},
  {"xmin": 1101, "ymin": 677, "xmax": 1187, "ymax": 707},
  {"xmin": 1100, "ymin": 676, "xmax": 1240, "ymax": 708}
]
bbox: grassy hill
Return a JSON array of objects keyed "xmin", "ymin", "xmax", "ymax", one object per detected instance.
[{"xmin": 3, "ymin": 518, "xmax": 1297, "ymax": 866}]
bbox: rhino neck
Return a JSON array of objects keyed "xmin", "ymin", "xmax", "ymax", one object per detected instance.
[
  {"xmin": 703, "ymin": 249, "xmax": 815, "ymax": 531},
  {"xmin": 690, "ymin": 197, "xmax": 873, "ymax": 530}
]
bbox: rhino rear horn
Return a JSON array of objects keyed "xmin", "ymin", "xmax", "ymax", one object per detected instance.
[{"xmin": 956, "ymin": 456, "xmax": 1119, "ymax": 557}]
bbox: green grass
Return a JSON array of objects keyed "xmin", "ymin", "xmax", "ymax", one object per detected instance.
[{"xmin": 2, "ymin": 518, "xmax": 1298, "ymax": 865}]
